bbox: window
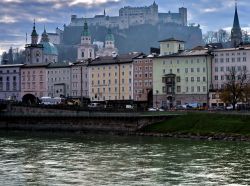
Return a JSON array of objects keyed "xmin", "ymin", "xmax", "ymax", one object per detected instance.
[
  {"xmin": 197, "ymin": 77, "xmax": 200, "ymax": 82},
  {"xmin": 214, "ymin": 76, "xmax": 218, "ymax": 80},
  {"xmin": 177, "ymin": 76, "xmax": 181, "ymax": 82},
  {"xmin": 177, "ymin": 86, "xmax": 181, "ymax": 93},
  {"xmin": 185, "ymin": 77, "xmax": 188, "ymax": 82},
  {"xmin": 177, "ymin": 69, "xmax": 180, "ymax": 73},
  {"xmin": 243, "ymin": 57, "xmax": 247, "ymax": 62},
  {"xmin": 185, "ymin": 68, "xmax": 188, "ymax": 73},
  {"xmin": 191, "ymin": 86, "xmax": 194, "ymax": 92},
  {"xmin": 215, "ymin": 67, "xmax": 218, "ymax": 72},
  {"xmin": 203, "ymin": 86, "xmax": 206, "ymax": 92},
  {"xmin": 197, "ymin": 86, "xmax": 200, "ymax": 92},
  {"xmin": 191, "ymin": 68, "xmax": 194, "ymax": 73},
  {"xmin": 203, "ymin": 77, "xmax": 206, "ymax": 82},
  {"xmin": 197, "ymin": 68, "xmax": 200, "ymax": 73},
  {"xmin": 191, "ymin": 77, "xmax": 194, "ymax": 82}
]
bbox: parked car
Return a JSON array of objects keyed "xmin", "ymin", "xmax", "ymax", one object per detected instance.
[
  {"xmin": 148, "ymin": 107, "xmax": 164, "ymax": 112},
  {"xmin": 148, "ymin": 107, "xmax": 157, "ymax": 111},
  {"xmin": 226, "ymin": 105, "xmax": 234, "ymax": 110},
  {"xmin": 88, "ymin": 103, "xmax": 103, "ymax": 108}
]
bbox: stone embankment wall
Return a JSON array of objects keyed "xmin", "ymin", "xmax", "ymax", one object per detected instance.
[{"xmin": 0, "ymin": 106, "xmax": 173, "ymax": 133}]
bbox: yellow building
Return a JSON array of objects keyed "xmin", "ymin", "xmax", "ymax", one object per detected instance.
[{"xmin": 88, "ymin": 53, "xmax": 141, "ymax": 101}]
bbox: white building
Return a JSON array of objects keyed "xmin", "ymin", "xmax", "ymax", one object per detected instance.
[
  {"xmin": 47, "ymin": 63, "xmax": 73, "ymax": 98},
  {"xmin": 0, "ymin": 64, "xmax": 23, "ymax": 101},
  {"xmin": 211, "ymin": 47, "xmax": 250, "ymax": 90},
  {"xmin": 153, "ymin": 39, "xmax": 213, "ymax": 108}
]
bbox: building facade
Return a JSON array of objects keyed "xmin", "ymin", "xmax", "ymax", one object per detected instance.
[
  {"xmin": 153, "ymin": 39, "xmax": 212, "ymax": 108},
  {"xmin": 70, "ymin": 62, "xmax": 89, "ymax": 98},
  {"xmin": 21, "ymin": 64, "xmax": 49, "ymax": 99},
  {"xmin": 88, "ymin": 53, "xmax": 140, "ymax": 102},
  {"xmin": 133, "ymin": 54, "xmax": 153, "ymax": 102},
  {"xmin": 211, "ymin": 47, "xmax": 250, "ymax": 90},
  {"xmin": 47, "ymin": 63, "xmax": 72, "ymax": 98},
  {"xmin": 0, "ymin": 64, "xmax": 23, "ymax": 101}
]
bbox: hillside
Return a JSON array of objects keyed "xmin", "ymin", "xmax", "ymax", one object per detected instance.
[{"xmin": 59, "ymin": 23, "xmax": 203, "ymax": 62}]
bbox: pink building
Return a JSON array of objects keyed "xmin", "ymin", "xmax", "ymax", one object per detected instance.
[
  {"xmin": 133, "ymin": 54, "xmax": 153, "ymax": 103},
  {"xmin": 21, "ymin": 64, "xmax": 49, "ymax": 103}
]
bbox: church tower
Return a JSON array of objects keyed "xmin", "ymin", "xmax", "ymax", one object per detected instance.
[
  {"xmin": 31, "ymin": 20, "xmax": 39, "ymax": 44},
  {"xmin": 77, "ymin": 20, "xmax": 95, "ymax": 61},
  {"xmin": 96, "ymin": 28, "xmax": 118, "ymax": 57},
  {"xmin": 81, "ymin": 20, "xmax": 91, "ymax": 45},
  {"xmin": 105, "ymin": 28, "xmax": 115, "ymax": 49},
  {"xmin": 25, "ymin": 21, "xmax": 43, "ymax": 64},
  {"xmin": 231, "ymin": 1, "xmax": 242, "ymax": 47}
]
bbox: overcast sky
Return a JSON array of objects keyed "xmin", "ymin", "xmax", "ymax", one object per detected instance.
[{"xmin": 0, "ymin": 0, "xmax": 249, "ymax": 54}]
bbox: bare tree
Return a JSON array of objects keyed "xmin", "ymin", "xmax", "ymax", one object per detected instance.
[
  {"xmin": 220, "ymin": 68, "xmax": 248, "ymax": 110},
  {"xmin": 203, "ymin": 29, "xmax": 230, "ymax": 44}
]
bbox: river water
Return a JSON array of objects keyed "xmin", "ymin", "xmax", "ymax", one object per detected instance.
[{"xmin": 0, "ymin": 132, "xmax": 249, "ymax": 185}]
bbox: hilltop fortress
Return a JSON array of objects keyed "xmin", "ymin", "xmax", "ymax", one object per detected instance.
[{"xmin": 69, "ymin": 1, "xmax": 187, "ymax": 29}]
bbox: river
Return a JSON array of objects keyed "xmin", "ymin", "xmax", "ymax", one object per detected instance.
[{"xmin": 0, "ymin": 132, "xmax": 249, "ymax": 185}]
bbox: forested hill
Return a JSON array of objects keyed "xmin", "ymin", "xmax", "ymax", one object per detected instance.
[{"xmin": 59, "ymin": 23, "xmax": 203, "ymax": 62}]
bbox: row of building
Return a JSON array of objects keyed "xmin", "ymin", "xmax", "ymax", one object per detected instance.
[{"xmin": 0, "ymin": 4, "xmax": 248, "ymax": 108}]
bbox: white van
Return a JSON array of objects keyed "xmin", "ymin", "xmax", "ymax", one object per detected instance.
[{"xmin": 88, "ymin": 103, "xmax": 102, "ymax": 108}]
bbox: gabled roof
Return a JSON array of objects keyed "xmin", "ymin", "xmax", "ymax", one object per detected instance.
[
  {"xmin": 159, "ymin": 37, "xmax": 185, "ymax": 43},
  {"xmin": 89, "ymin": 52, "xmax": 142, "ymax": 66},
  {"xmin": 21, "ymin": 63, "xmax": 50, "ymax": 68}
]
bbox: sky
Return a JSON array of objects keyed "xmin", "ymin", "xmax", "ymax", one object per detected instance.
[{"xmin": 0, "ymin": 0, "xmax": 250, "ymax": 54}]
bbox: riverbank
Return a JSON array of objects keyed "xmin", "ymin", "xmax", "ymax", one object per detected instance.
[{"xmin": 140, "ymin": 113, "xmax": 250, "ymax": 141}]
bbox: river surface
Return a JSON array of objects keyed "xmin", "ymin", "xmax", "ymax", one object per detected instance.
[{"xmin": 0, "ymin": 132, "xmax": 249, "ymax": 185}]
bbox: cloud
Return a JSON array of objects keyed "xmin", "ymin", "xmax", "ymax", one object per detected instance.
[
  {"xmin": 203, "ymin": 8, "xmax": 219, "ymax": 13},
  {"xmin": 0, "ymin": 16, "xmax": 18, "ymax": 23}
]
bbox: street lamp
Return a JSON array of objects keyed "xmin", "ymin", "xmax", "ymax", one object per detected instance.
[{"xmin": 156, "ymin": 90, "xmax": 159, "ymax": 108}]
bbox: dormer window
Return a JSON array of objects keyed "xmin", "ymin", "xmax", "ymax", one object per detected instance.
[{"xmin": 36, "ymin": 51, "xmax": 40, "ymax": 57}]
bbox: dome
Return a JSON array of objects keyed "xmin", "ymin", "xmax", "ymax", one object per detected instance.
[{"xmin": 40, "ymin": 41, "xmax": 58, "ymax": 56}]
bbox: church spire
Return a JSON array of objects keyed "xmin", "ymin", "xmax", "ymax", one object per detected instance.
[
  {"xmin": 41, "ymin": 25, "xmax": 49, "ymax": 42},
  {"xmin": 233, "ymin": 1, "xmax": 240, "ymax": 29},
  {"xmin": 31, "ymin": 19, "xmax": 38, "ymax": 44},
  {"xmin": 231, "ymin": 0, "xmax": 242, "ymax": 47},
  {"xmin": 82, "ymin": 19, "xmax": 90, "ymax": 37}
]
